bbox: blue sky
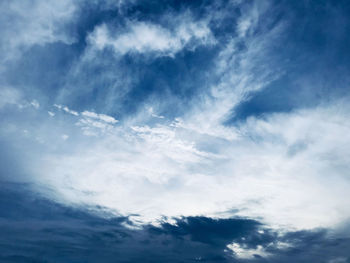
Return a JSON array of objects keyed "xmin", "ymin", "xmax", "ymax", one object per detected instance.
[{"xmin": 1, "ymin": 0, "xmax": 350, "ymax": 262}]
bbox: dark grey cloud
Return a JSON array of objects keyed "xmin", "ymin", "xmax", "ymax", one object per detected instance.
[{"xmin": 1, "ymin": 182, "xmax": 350, "ymax": 263}]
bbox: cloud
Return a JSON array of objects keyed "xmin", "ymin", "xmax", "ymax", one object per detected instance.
[
  {"xmin": 50, "ymin": 105, "xmax": 119, "ymax": 135},
  {"xmin": 1, "ymin": 182, "xmax": 349, "ymax": 262},
  {"xmin": 82, "ymin": 111, "xmax": 118, "ymax": 124},
  {"xmin": 54, "ymin": 104, "xmax": 79, "ymax": 116},
  {"xmin": 0, "ymin": 0, "xmax": 77, "ymax": 63},
  {"xmin": 0, "ymin": 87, "xmax": 21, "ymax": 108},
  {"xmin": 7, "ymin": 98, "xmax": 348, "ymax": 231},
  {"xmin": 88, "ymin": 16, "xmax": 215, "ymax": 56},
  {"xmin": 0, "ymin": 87, "xmax": 42, "ymax": 110},
  {"xmin": 30, "ymin": 100, "xmax": 40, "ymax": 109},
  {"xmin": 226, "ymin": 243, "xmax": 271, "ymax": 259}
]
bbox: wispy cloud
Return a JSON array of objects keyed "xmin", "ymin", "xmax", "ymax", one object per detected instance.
[
  {"xmin": 0, "ymin": 0, "xmax": 77, "ymax": 63},
  {"xmin": 88, "ymin": 15, "xmax": 215, "ymax": 56},
  {"xmin": 82, "ymin": 111, "xmax": 118, "ymax": 124}
]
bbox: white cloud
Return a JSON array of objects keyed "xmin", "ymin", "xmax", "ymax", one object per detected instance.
[
  {"xmin": 226, "ymin": 243, "xmax": 271, "ymax": 259},
  {"xmin": 0, "ymin": 87, "xmax": 21, "ymax": 108},
  {"xmin": 53, "ymin": 104, "xmax": 63, "ymax": 110},
  {"xmin": 21, "ymin": 101, "xmax": 350, "ymax": 230},
  {"xmin": 76, "ymin": 118, "xmax": 114, "ymax": 136},
  {"xmin": 63, "ymin": 106, "xmax": 79, "ymax": 116},
  {"xmin": 50, "ymin": 106, "xmax": 119, "ymax": 135},
  {"xmin": 81, "ymin": 111, "xmax": 118, "ymax": 124},
  {"xmin": 0, "ymin": 0, "xmax": 77, "ymax": 63},
  {"xmin": 54, "ymin": 104, "xmax": 79, "ymax": 116},
  {"xmin": 147, "ymin": 107, "xmax": 164, "ymax": 119},
  {"xmin": 0, "ymin": 87, "xmax": 43, "ymax": 110},
  {"xmin": 236, "ymin": 1, "xmax": 264, "ymax": 38},
  {"xmin": 88, "ymin": 16, "xmax": 215, "ymax": 56},
  {"xmin": 76, "ymin": 110, "xmax": 119, "ymax": 136},
  {"xmin": 30, "ymin": 100, "xmax": 40, "ymax": 109}
]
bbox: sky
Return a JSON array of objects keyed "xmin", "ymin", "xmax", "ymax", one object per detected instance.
[{"xmin": 1, "ymin": 0, "xmax": 350, "ymax": 262}]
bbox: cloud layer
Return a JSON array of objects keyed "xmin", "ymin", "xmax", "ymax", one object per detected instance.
[
  {"xmin": 1, "ymin": 182, "xmax": 349, "ymax": 262},
  {"xmin": 1, "ymin": 0, "xmax": 350, "ymax": 261}
]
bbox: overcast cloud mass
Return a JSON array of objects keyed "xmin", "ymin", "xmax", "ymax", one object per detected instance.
[{"xmin": 1, "ymin": 0, "xmax": 350, "ymax": 262}]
